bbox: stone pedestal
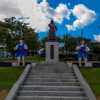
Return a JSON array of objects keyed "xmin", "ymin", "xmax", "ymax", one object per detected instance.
[{"xmin": 46, "ymin": 41, "xmax": 59, "ymax": 63}]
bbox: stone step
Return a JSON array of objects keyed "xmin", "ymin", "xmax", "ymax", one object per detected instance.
[
  {"xmin": 28, "ymin": 73, "xmax": 75, "ymax": 76},
  {"xmin": 16, "ymin": 96, "xmax": 88, "ymax": 100},
  {"xmin": 23, "ymin": 81, "xmax": 81, "ymax": 86},
  {"xmin": 25, "ymin": 78, "xmax": 78, "ymax": 82},
  {"xmin": 6, "ymin": 63, "xmax": 91, "ymax": 100},
  {"xmin": 20, "ymin": 85, "xmax": 83, "ymax": 91},
  {"xmin": 27, "ymin": 75, "xmax": 76, "ymax": 79},
  {"xmin": 18, "ymin": 90, "xmax": 86, "ymax": 96},
  {"xmin": 30, "ymin": 70, "xmax": 74, "ymax": 74},
  {"xmin": 30, "ymin": 69, "xmax": 74, "ymax": 73},
  {"xmin": 31, "ymin": 63, "xmax": 71, "ymax": 69},
  {"xmin": 26, "ymin": 76, "xmax": 77, "ymax": 80}
]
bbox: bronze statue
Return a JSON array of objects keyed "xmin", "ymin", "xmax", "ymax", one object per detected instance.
[{"xmin": 48, "ymin": 20, "xmax": 57, "ymax": 41}]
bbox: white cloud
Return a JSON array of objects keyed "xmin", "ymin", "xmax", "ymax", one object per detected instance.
[
  {"xmin": 0, "ymin": 0, "xmax": 21, "ymax": 20},
  {"xmin": 66, "ymin": 4, "xmax": 96, "ymax": 31},
  {"xmin": 17, "ymin": 0, "xmax": 52, "ymax": 32},
  {"xmin": 94, "ymin": 34, "xmax": 100, "ymax": 42},
  {"xmin": 0, "ymin": 0, "xmax": 51, "ymax": 32},
  {"xmin": 0, "ymin": 15, "xmax": 7, "ymax": 21},
  {"xmin": 0, "ymin": 1, "xmax": 96, "ymax": 33},
  {"xmin": 0, "ymin": 0, "xmax": 71, "ymax": 32},
  {"xmin": 18, "ymin": 0, "xmax": 71, "ymax": 32},
  {"xmin": 54, "ymin": 4, "xmax": 71, "ymax": 23},
  {"xmin": 67, "ymin": 25, "xmax": 74, "ymax": 31}
]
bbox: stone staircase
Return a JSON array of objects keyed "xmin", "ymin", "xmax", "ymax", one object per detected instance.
[{"xmin": 14, "ymin": 63, "xmax": 90, "ymax": 100}]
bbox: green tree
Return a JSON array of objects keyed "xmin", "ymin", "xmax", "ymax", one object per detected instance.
[
  {"xmin": 0, "ymin": 17, "xmax": 40, "ymax": 57},
  {"xmin": 23, "ymin": 28, "xmax": 40, "ymax": 55},
  {"xmin": 63, "ymin": 35, "xmax": 77, "ymax": 52}
]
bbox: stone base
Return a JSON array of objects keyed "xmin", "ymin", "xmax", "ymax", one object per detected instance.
[{"xmin": 46, "ymin": 41, "xmax": 59, "ymax": 63}]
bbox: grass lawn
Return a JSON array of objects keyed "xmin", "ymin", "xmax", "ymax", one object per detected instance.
[
  {"xmin": 0, "ymin": 57, "xmax": 12, "ymax": 62},
  {"xmin": 0, "ymin": 67, "xmax": 23, "ymax": 100},
  {"xmin": 0, "ymin": 55, "xmax": 45, "ymax": 63},
  {"xmin": 25, "ymin": 55, "xmax": 45, "ymax": 63},
  {"xmin": 80, "ymin": 67, "xmax": 100, "ymax": 98},
  {"xmin": 0, "ymin": 67, "xmax": 23, "ymax": 89},
  {"xmin": 0, "ymin": 55, "xmax": 44, "ymax": 91}
]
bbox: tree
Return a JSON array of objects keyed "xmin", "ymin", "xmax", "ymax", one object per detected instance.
[
  {"xmin": 63, "ymin": 35, "xmax": 77, "ymax": 52},
  {"xmin": 23, "ymin": 28, "xmax": 40, "ymax": 55},
  {"xmin": 0, "ymin": 25, "xmax": 8, "ymax": 43},
  {"xmin": 63, "ymin": 34, "xmax": 92, "ymax": 52},
  {"xmin": 90, "ymin": 42, "xmax": 100, "ymax": 60},
  {"xmin": 0, "ymin": 17, "xmax": 40, "ymax": 57}
]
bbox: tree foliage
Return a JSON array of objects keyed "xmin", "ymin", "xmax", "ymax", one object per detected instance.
[{"xmin": 0, "ymin": 17, "xmax": 40, "ymax": 55}]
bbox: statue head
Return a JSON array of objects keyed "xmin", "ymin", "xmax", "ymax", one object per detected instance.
[
  {"xmin": 80, "ymin": 40, "xmax": 85, "ymax": 45},
  {"xmin": 50, "ymin": 20, "xmax": 54, "ymax": 24}
]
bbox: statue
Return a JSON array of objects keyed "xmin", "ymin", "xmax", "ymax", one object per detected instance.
[
  {"xmin": 48, "ymin": 20, "xmax": 57, "ymax": 41},
  {"xmin": 46, "ymin": 20, "xmax": 59, "ymax": 63}
]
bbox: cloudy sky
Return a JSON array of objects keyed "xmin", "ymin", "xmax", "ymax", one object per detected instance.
[{"xmin": 0, "ymin": 0, "xmax": 100, "ymax": 42}]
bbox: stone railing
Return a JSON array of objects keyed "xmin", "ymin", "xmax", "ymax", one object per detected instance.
[{"xmin": 73, "ymin": 64, "xmax": 96, "ymax": 100}]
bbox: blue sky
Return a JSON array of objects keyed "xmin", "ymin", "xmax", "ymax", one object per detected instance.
[
  {"xmin": 0, "ymin": 0, "xmax": 99, "ymax": 41},
  {"xmin": 39, "ymin": 0, "xmax": 100, "ymax": 40}
]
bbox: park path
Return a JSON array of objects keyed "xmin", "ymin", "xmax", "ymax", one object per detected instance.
[{"xmin": 14, "ymin": 62, "xmax": 90, "ymax": 100}]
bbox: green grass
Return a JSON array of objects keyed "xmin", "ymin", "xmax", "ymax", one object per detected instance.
[
  {"xmin": 0, "ymin": 67, "xmax": 23, "ymax": 90},
  {"xmin": 25, "ymin": 55, "xmax": 45, "ymax": 63},
  {"xmin": 0, "ymin": 57, "xmax": 12, "ymax": 62},
  {"xmin": 0, "ymin": 55, "xmax": 44, "ymax": 90},
  {"xmin": 0, "ymin": 55, "xmax": 45, "ymax": 62},
  {"xmin": 80, "ymin": 68, "xmax": 100, "ymax": 96}
]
